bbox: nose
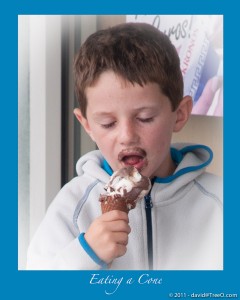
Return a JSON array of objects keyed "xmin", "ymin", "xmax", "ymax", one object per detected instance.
[{"xmin": 118, "ymin": 120, "xmax": 140, "ymax": 146}]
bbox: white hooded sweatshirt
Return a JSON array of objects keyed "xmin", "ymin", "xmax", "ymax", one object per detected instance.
[{"xmin": 26, "ymin": 143, "xmax": 223, "ymax": 270}]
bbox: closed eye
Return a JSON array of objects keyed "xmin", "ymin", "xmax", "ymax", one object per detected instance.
[
  {"xmin": 101, "ymin": 122, "xmax": 116, "ymax": 129},
  {"xmin": 137, "ymin": 117, "xmax": 154, "ymax": 123}
]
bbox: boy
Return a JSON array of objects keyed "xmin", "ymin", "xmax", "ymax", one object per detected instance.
[{"xmin": 26, "ymin": 23, "xmax": 222, "ymax": 270}]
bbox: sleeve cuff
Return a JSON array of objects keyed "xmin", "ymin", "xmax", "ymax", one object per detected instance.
[{"xmin": 78, "ymin": 233, "xmax": 108, "ymax": 269}]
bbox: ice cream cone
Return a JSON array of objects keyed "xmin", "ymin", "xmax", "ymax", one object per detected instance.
[
  {"xmin": 99, "ymin": 166, "xmax": 151, "ymax": 214},
  {"xmin": 100, "ymin": 194, "xmax": 136, "ymax": 214}
]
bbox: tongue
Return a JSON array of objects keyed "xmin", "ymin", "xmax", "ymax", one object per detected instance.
[{"xmin": 123, "ymin": 155, "xmax": 142, "ymax": 166}]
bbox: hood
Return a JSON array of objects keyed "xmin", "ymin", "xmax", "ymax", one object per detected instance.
[
  {"xmin": 76, "ymin": 150, "xmax": 109, "ymax": 183},
  {"xmin": 155, "ymin": 143, "xmax": 213, "ymax": 183},
  {"xmin": 76, "ymin": 143, "xmax": 213, "ymax": 185}
]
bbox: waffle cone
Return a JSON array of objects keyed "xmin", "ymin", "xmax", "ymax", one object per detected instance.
[{"xmin": 100, "ymin": 195, "xmax": 136, "ymax": 214}]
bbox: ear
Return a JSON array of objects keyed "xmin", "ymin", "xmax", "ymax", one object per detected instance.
[
  {"xmin": 73, "ymin": 108, "xmax": 96, "ymax": 142},
  {"xmin": 173, "ymin": 96, "xmax": 193, "ymax": 132}
]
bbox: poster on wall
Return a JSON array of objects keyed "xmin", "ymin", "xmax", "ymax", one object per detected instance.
[{"xmin": 127, "ymin": 15, "xmax": 223, "ymax": 117}]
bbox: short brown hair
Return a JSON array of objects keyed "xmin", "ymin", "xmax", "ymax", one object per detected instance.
[{"xmin": 74, "ymin": 22, "xmax": 183, "ymax": 117}]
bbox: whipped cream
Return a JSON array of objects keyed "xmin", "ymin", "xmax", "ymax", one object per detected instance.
[{"xmin": 104, "ymin": 166, "xmax": 151, "ymax": 202}]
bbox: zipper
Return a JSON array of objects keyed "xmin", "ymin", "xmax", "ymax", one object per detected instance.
[{"xmin": 144, "ymin": 191, "xmax": 153, "ymax": 270}]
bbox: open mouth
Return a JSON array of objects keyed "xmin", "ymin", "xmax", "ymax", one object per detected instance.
[
  {"xmin": 122, "ymin": 155, "xmax": 143, "ymax": 165},
  {"xmin": 118, "ymin": 148, "xmax": 148, "ymax": 171}
]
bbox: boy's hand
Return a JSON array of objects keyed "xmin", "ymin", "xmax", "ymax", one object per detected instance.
[{"xmin": 84, "ymin": 210, "xmax": 131, "ymax": 264}]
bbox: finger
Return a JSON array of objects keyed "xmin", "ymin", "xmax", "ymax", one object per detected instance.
[
  {"xmin": 100, "ymin": 230, "xmax": 129, "ymax": 248},
  {"xmin": 110, "ymin": 243, "xmax": 127, "ymax": 259},
  {"xmin": 113, "ymin": 232, "xmax": 129, "ymax": 246},
  {"xmin": 115, "ymin": 244, "xmax": 128, "ymax": 258},
  {"xmin": 111, "ymin": 232, "xmax": 128, "ymax": 246},
  {"xmin": 100, "ymin": 210, "xmax": 129, "ymax": 223},
  {"xmin": 107, "ymin": 220, "xmax": 131, "ymax": 234}
]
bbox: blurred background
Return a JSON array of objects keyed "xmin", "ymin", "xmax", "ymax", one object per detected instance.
[{"xmin": 18, "ymin": 15, "xmax": 223, "ymax": 270}]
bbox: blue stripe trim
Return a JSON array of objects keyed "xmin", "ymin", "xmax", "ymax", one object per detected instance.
[
  {"xmin": 102, "ymin": 144, "xmax": 213, "ymax": 184},
  {"xmin": 170, "ymin": 147, "xmax": 183, "ymax": 165},
  {"xmin": 73, "ymin": 179, "xmax": 100, "ymax": 232},
  {"xmin": 155, "ymin": 145, "xmax": 213, "ymax": 183},
  {"xmin": 102, "ymin": 159, "xmax": 113, "ymax": 176},
  {"xmin": 78, "ymin": 233, "xmax": 108, "ymax": 269}
]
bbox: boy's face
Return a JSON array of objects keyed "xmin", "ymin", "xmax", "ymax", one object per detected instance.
[{"xmin": 75, "ymin": 71, "xmax": 191, "ymax": 178}]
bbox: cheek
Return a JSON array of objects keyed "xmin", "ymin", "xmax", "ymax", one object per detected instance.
[
  {"xmin": 145, "ymin": 125, "xmax": 173, "ymax": 146},
  {"xmin": 144, "ymin": 126, "xmax": 173, "ymax": 166},
  {"xmin": 87, "ymin": 122, "xmax": 105, "ymax": 143},
  {"xmin": 90, "ymin": 130, "xmax": 115, "ymax": 155}
]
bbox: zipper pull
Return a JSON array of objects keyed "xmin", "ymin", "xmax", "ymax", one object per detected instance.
[{"xmin": 144, "ymin": 194, "xmax": 153, "ymax": 209}]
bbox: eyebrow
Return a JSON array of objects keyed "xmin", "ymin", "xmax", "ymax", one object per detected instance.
[
  {"xmin": 92, "ymin": 106, "xmax": 157, "ymax": 118},
  {"xmin": 92, "ymin": 112, "xmax": 113, "ymax": 118}
]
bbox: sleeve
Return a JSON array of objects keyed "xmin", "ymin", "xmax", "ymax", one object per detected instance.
[
  {"xmin": 26, "ymin": 178, "xmax": 103, "ymax": 270},
  {"xmin": 26, "ymin": 237, "xmax": 101, "ymax": 270}
]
